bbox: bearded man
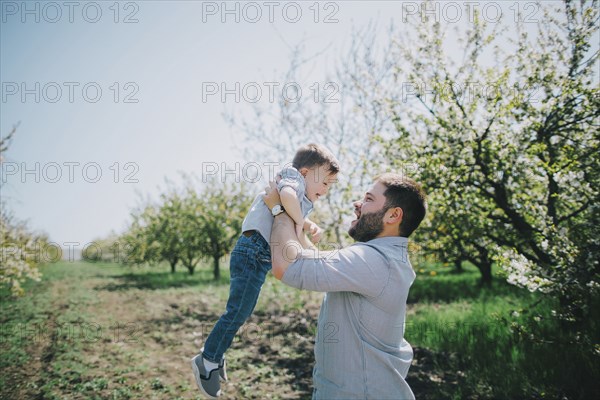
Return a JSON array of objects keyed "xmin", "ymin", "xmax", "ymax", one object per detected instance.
[{"xmin": 264, "ymin": 172, "xmax": 427, "ymax": 400}]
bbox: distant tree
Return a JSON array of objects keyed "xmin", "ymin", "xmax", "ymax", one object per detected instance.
[
  {"xmin": 153, "ymin": 190, "xmax": 186, "ymax": 273},
  {"xmin": 120, "ymin": 175, "xmax": 253, "ymax": 279},
  {"xmin": 0, "ymin": 123, "xmax": 18, "ymax": 159},
  {"xmin": 188, "ymin": 177, "xmax": 253, "ymax": 280},
  {"xmin": 1, "ymin": 123, "xmax": 49, "ymax": 296},
  {"xmin": 120, "ymin": 204, "xmax": 160, "ymax": 267},
  {"xmin": 83, "ymin": 232, "xmax": 121, "ymax": 263},
  {"xmin": 0, "ymin": 208, "xmax": 48, "ymax": 296},
  {"xmin": 121, "ymin": 188, "xmax": 185, "ymax": 273}
]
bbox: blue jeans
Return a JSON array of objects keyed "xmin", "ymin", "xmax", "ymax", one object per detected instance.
[{"xmin": 202, "ymin": 231, "xmax": 272, "ymax": 363}]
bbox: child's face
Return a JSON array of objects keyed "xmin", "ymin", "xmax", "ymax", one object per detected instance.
[{"xmin": 300, "ymin": 165, "xmax": 338, "ymax": 202}]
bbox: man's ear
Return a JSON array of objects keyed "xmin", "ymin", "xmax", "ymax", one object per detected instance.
[
  {"xmin": 299, "ymin": 167, "xmax": 309, "ymax": 177},
  {"xmin": 386, "ymin": 207, "xmax": 403, "ymax": 225}
]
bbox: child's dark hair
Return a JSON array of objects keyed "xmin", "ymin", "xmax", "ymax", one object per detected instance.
[{"xmin": 292, "ymin": 143, "xmax": 340, "ymax": 175}]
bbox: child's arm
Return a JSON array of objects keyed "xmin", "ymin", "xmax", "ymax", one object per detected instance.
[
  {"xmin": 279, "ymin": 186, "xmax": 305, "ymax": 227},
  {"xmin": 279, "ymin": 187, "xmax": 315, "ymax": 249}
]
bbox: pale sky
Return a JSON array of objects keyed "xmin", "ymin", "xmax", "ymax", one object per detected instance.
[{"xmin": 1, "ymin": 1, "xmax": 570, "ymax": 252}]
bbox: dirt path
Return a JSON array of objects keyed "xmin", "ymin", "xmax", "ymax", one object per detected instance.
[
  {"xmin": 3, "ymin": 276, "xmax": 76, "ymax": 399},
  {"xmin": 67, "ymin": 268, "xmax": 323, "ymax": 399}
]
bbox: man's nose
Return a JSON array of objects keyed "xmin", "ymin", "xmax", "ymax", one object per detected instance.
[{"xmin": 353, "ymin": 201, "xmax": 362, "ymax": 209}]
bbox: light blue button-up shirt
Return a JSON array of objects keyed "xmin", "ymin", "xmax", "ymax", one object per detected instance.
[
  {"xmin": 282, "ymin": 236, "xmax": 416, "ymax": 399},
  {"xmin": 242, "ymin": 167, "xmax": 313, "ymax": 244}
]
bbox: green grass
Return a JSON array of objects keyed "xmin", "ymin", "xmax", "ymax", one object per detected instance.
[
  {"xmin": 93, "ymin": 263, "xmax": 231, "ymax": 291},
  {"xmin": 2, "ymin": 260, "xmax": 598, "ymax": 399},
  {"xmin": 406, "ymin": 262, "xmax": 599, "ymax": 399},
  {"xmin": 4, "ymin": 264, "xmax": 96, "ymax": 394}
]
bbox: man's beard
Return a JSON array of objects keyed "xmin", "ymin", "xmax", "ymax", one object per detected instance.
[{"xmin": 348, "ymin": 208, "xmax": 386, "ymax": 242}]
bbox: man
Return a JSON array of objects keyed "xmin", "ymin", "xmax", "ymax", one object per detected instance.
[{"xmin": 263, "ymin": 172, "xmax": 427, "ymax": 399}]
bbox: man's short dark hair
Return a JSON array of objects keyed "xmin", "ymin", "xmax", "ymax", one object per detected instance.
[
  {"xmin": 375, "ymin": 173, "xmax": 427, "ymax": 237},
  {"xmin": 292, "ymin": 143, "xmax": 340, "ymax": 175}
]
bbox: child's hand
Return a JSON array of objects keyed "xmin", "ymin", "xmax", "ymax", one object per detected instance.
[{"xmin": 305, "ymin": 221, "xmax": 323, "ymax": 244}]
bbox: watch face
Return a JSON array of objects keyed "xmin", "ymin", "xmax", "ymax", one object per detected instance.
[{"xmin": 272, "ymin": 205, "xmax": 281, "ymax": 215}]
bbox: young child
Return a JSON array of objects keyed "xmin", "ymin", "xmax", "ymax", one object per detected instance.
[{"xmin": 191, "ymin": 143, "xmax": 340, "ymax": 398}]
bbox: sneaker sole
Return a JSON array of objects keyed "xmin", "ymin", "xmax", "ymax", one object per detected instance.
[
  {"xmin": 219, "ymin": 358, "xmax": 228, "ymax": 382},
  {"xmin": 191, "ymin": 355, "xmax": 221, "ymax": 399}
]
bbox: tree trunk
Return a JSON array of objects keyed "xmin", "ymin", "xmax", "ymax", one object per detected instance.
[
  {"xmin": 213, "ymin": 255, "xmax": 220, "ymax": 281},
  {"xmin": 186, "ymin": 265, "xmax": 195, "ymax": 275},
  {"xmin": 454, "ymin": 259, "xmax": 463, "ymax": 273},
  {"xmin": 169, "ymin": 260, "xmax": 177, "ymax": 273},
  {"xmin": 471, "ymin": 245, "xmax": 493, "ymax": 287},
  {"xmin": 478, "ymin": 262, "xmax": 492, "ymax": 287}
]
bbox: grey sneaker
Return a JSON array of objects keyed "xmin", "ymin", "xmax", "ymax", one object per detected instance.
[
  {"xmin": 191, "ymin": 354, "xmax": 221, "ymax": 398},
  {"xmin": 200, "ymin": 347, "xmax": 227, "ymax": 382}
]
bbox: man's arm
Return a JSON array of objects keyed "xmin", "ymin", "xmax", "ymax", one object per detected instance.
[
  {"xmin": 263, "ymin": 182, "xmax": 304, "ymax": 279},
  {"xmin": 271, "ymin": 213, "xmax": 304, "ymax": 279},
  {"xmin": 270, "ymin": 220, "xmax": 393, "ymax": 296},
  {"xmin": 265, "ymin": 182, "xmax": 392, "ymax": 296}
]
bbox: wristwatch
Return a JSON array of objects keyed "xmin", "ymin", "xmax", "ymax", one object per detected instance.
[{"xmin": 271, "ymin": 204, "xmax": 285, "ymax": 216}]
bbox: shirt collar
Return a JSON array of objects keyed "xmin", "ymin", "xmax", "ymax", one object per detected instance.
[{"xmin": 365, "ymin": 236, "xmax": 409, "ymax": 246}]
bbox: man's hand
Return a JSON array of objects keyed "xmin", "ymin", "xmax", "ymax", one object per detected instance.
[{"xmin": 304, "ymin": 220, "xmax": 323, "ymax": 244}]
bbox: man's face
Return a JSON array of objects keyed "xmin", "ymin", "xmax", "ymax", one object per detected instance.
[
  {"xmin": 348, "ymin": 181, "xmax": 388, "ymax": 242},
  {"xmin": 302, "ymin": 165, "xmax": 337, "ymax": 202}
]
